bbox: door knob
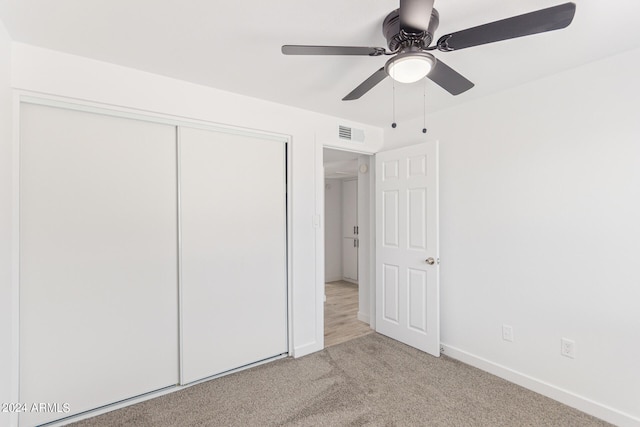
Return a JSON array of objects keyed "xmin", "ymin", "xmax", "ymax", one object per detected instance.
[{"xmin": 425, "ymin": 257, "xmax": 435, "ymax": 265}]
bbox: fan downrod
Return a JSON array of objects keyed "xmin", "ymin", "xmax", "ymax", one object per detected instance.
[{"xmin": 383, "ymin": 8, "xmax": 440, "ymax": 52}]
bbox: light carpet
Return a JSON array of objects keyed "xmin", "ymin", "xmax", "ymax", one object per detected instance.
[{"xmin": 71, "ymin": 333, "xmax": 610, "ymax": 426}]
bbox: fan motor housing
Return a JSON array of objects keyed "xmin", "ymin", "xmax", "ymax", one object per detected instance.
[{"xmin": 383, "ymin": 8, "xmax": 440, "ymax": 51}]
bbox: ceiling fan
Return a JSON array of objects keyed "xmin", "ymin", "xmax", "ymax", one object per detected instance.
[{"xmin": 282, "ymin": 1, "xmax": 576, "ymax": 101}]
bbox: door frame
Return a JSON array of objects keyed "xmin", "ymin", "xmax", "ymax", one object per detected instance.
[
  {"xmin": 318, "ymin": 141, "xmax": 441, "ymax": 345},
  {"xmin": 320, "ymin": 146, "xmax": 377, "ymax": 341}
]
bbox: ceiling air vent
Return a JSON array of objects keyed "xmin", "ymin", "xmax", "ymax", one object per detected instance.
[
  {"xmin": 338, "ymin": 125, "xmax": 365, "ymax": 143},
  {"xmin": 338, "ymin": 125, "xmax": 352, "ymax": 140}
]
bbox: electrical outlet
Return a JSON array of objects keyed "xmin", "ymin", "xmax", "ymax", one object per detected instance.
[
  {"xmin": 561, "ymin": 338, "xmax": 576, "ymax": 359},
  {"xmin": 502, "ymin": 324, "xmax": 514, "ymax": 342}
]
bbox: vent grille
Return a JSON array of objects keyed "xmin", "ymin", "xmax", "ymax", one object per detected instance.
[
  {"xmin": 338, "ymin": 125, "xmax": 365, "ymax": 143},
  {"xmin": 338, "ymin": 125, "xmax": 352, "ymax": 140}
]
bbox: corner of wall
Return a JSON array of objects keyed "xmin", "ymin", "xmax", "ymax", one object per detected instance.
[{"xmin": 0, "ymin": 16, "xmax": 14, "ymax": 427}]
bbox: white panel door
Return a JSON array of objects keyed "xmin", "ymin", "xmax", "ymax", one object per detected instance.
[
  {"xmin": 375, "ymin": 142, "xmax": 440, "ymax": 356},
  {"xmin": 342, "ymin": 179, "xmax": 358, "ymax": 281},
  {"xmin": 19, "ymin": 103, "xmax": 179, "ymax": 426},
  {"xmin": 342, "ymin": 179, "xmax": 357, "ymax": 237},
  {"xmin": 343, "ymin": 238, "xmax": 358, "ymax": 281},
  {"xmin": 180, "ymin": 127, "xmax": 287, "ymax": 384}
]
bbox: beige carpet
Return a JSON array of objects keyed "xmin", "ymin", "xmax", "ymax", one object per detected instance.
[{"xmin": 71, "ymin": 333, "xmax": 610, "ymax": 426}]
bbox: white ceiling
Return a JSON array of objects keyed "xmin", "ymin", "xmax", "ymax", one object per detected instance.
[{"xmin": 1, "ymin": 0, "xmax": 639, "ymax": 127}]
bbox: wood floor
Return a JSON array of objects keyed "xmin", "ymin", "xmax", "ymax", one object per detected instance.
[{"xmin": 324, "ymin": 280, "xmax": 373, "ymax": 348}]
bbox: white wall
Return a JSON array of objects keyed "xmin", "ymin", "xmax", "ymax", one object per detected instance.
[
  {"xmin": 324, "ymin": 179, "xmax": 343, "ymax": 282},
  {"xmin": 386, "ymin": 48, "xmax": 640, "ymax": 426},
  {"xmin": 0, "ymin": 18, "xmax": 12, "ymax": 427},
  {"xmin": 7, "ymin": 42, "xmax": 383, "ymax": 366},
  {"xmin": 7, "ymin": 36, "xmax": 639, "ymax": 426}
]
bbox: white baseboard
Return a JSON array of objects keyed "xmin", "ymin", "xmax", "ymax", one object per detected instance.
[
  {"xmin": 324, "ymin": 276, "xmax": 342, "ymax": 283},
  {"xmin": 293, "ymin": 341, "xmax": 323, "ymax": 358},
  {"xmin": 357, "ymin": 311, "xmax": 370, "ymax": 324},
  {"xmin": 441, "ymin": 344, "xmax": 640, "ymax": 427}
]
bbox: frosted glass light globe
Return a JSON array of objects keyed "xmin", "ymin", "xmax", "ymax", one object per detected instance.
[{"xmin": 386, "ymin": 52, "xmax": 436, "ymax": 83}]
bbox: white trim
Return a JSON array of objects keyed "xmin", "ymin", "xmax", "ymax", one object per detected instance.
[
  {"xmin": 441, "ymin": 344, "xmax": 640, "ymax": 427},
  {"xmin": 320, "ymin": 147, "xmax": 375, "ymax": 344},
  {"xmin": 176, "ymin": 127, "xmax": 184, "ymax": 385},
  {"xmin": 357, "ymin": 312, "xmax": 370, "ymax": 324},
  {"xmin": 368, "ymin": 160, "xmax": 376, "ymax": 330},
  {"xmin": 356, "ymin": 155, "xmax": 371, "ymax": 329},
  {"xmin": 433, "ymin": 141, "xmax": 441, "ymax": 354},
  {"xmin": 293, "ymin": 341, "xmax": 321, "ymax": 359},
  {"xmin": 314, "ymin": 137, "xmax": 325, "ymax": 352},
  {"xmin": 16, "ymin": 91, "xmax": 289, "ymax": 143},
  {"xmin": 286, "ymin": 139, "xmax": 294, "ymax": 357},
  {"xmin": 10, "ymin": 90, "xmax": 21, "ymax": 427},
  {"xmin": 320, "ymin": 144, "xmax": 375, "ymax": 156}
]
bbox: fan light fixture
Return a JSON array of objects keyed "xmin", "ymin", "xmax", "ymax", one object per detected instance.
[
  {"xmin": 385, "ymin": 51, "xmax": 436, "ymax": 84},
  {"xmin": 282, "ymin": 2, "xmax": 577, "ymax": 100}
]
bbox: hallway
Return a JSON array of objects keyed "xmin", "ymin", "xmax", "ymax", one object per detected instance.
[{"xmin": 324, "ymin": 280, "xmax": 372, "ymax": 347}]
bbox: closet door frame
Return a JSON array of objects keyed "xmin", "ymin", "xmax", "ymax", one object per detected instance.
[{"xmin": 10, "ymin": 91, "xmax": 293, "ymax": 426}]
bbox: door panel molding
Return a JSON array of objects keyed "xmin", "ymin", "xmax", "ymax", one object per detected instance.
[{"xmin": 375, "ymin": 141, "xmax": 440, "ymax": 356}]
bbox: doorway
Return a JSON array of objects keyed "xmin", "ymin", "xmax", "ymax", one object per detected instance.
[{"xmin": 323, "ymin": 148, "xmax": 373, "ymax": 347}]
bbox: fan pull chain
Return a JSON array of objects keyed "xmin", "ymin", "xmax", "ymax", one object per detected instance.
[
  {"xmin": 421, "ymin": 80, "xmax": 427, "ymax": 134},
  {"xmin": 391, "ymin": 75, "xmax": 397, "ymax": 129}
]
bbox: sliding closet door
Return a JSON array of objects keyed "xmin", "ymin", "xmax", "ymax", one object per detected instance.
[
  {"xmin": 19, "ymin": 103, "xmax": 179, "ymax": 426},
  {"xmin": 180, "ymin": 127, "xmax": 287, "ymax": 384}
]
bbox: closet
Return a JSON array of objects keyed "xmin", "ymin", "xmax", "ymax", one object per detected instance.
[
  {"xmin": 342, "ymin": 179, "xmax": 358, "ymax": 282},
  {"xmin": 18, "ymin": 101, "xmax": 288, "ymax": 426}
]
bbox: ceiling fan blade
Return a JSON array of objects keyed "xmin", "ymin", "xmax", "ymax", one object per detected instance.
[
  {"xmin": 282, "ymin": 45, "xmax": 386, "ymax": 56},
  {"xmin": 399, "ymin": 0, "xmax": 435, "ymax": 34},
  {"xmin": 436, "ymin": 2, "xmax": 576, "ymax": 52},
  {"xmin": 343, "ymin": 67, "xmax": 388, "ymax": 101},
  {"xmin": 427, "ymin": 59, "xmax": 474, "ymax": 95}
]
